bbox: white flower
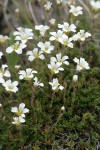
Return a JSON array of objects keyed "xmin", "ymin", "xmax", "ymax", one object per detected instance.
[
  {"xmin": 33, "ymin": 77, "xmax": 44, "ymax": 87},
  {"xmin": 0, "ymin": 35, "xmax": 10, "ymax": 44},
  {"xmin": 35, "ymin": 25, "xmax": 49, "ymax": 37},
  {"xmin": 73, "ymin": 75, "xmax": 78, "ymax": 82},
  {"xmin": 50, "ymin": 31, "xmax": 73, "ymax": 48},
  {"xmin": 49, "ymin": 18, "xmax": 56, "ymax": 26},
  {"xmin": 73, "ymin": 57, "xmax": 90, "ymax": 71},
  {"xmin": 37, "ymin": 41, "xmax": 54, "ymax": 54},
  {"xmin": 0, "ymin": 65, "xmax": 11, "ymax": 78},
  {"xmin": 90, "ymin": 0, "xmax": 100, "ymax": 11},
  {"xmin": 69, "ymin": 5, "xmax": 83, "ymax": 16},
  {"xmin": 19, "ymin": 68, "xmax": 37, "ymax": 80},
  {"xmin": 13, "ymin": 27, "xmax": 34, "ymax": 43},
  {"xmin": 73, "ymin": 30, "xmax": 91, "ymax": 41},
  {"xmin": 26, "ymin": 48, "xmax": 45, "ymax": 61},
  {"xmin": 0, "ymin": 76, "xmax": 5, "ymax": 84},
  {"xmin": 0, "ymin": 52, "xmax": 3, "ymax": 59},
  {"xmin": 49, "ymin": 30, "xmax": 64, "ymax": 42},
  {"xmin": 44, "ymin": 1, "xmax": 52, "ymax": 11},
  {"xmin": 58, "ymin": 22, "xmax": 76, "ymax": 33},
  {"xmin": 11, "ymin": 103, "xmax": 29, "ymax": 118},
  {"xmin": 51, "ymin": 53, "xmax": 69, "ymax": 65},
  {"xmin": 2, "ymin": 79, "xmax": 18, "ymax": 93},
  {"xmin": 6, "ymin": 41, "xmax": 26, "ymax": 54},
  {"xmin": 12, "ymin": 116, "xmax": 25, "ymax": 125},
  {"xmin": 49, "ymin": 78, "xmax": 64, "ymax": 91},
  {"xmin": 59, "ymin": 34, "xmax": 73, "ymax": 48},
  {"xmin": 48, "ymin": 62, "xmax": 64, "ymax": 74},
  {"xmin": 56, "ymin": 0, "xmax": 62, "ymax": 5}
]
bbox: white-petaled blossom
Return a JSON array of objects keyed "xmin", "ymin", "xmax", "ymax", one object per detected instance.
[
  {"xmin": 11, "ymin": 103, "xmax": 29, "ymax": 118},
  {"xmin": 73, "ymin": 75, "xmax": 78, "ymax": 82},
  {"xmin": 13, "ymin": 27, "xmax": 34, "ymax": 43},
  {"xmin": 49, "ymin": 30, "xmax": 64, "ymax": 42},
  {"xmin": 56, "ymin": 0, "xmax": 62, "ymax": 5},
  {"xmin": 59, "ymin": 34, "xmax": 73, "ymax": 48},
  {"xmin": 19, "ymin": 68, "xmax": 37, "ymax": 80},
  {"xmin": 37, "ymin": 41, "xmax": 54, "ymax": 54},
  {"xmin": 0, "ymin": 65, "xmax": 11, "ymax": 78},
  {"xmin": 48, "ymin": 62, "xmax": 64, "ymax": 74},
  {"xmin": 6, "ymin": 41, "xmax": 26, "ymax": 54},
  {"xmin": 26, "ymin": 48, "xmax": 45, "ymax": 61},
  {"xmin": 49, "ymin": 18, "xmax": 56, "ymax": 26},
  {"xmin": 0, "ymin": 35, "xmax": 10, "ymax": 44},
  {"xmin": 2, "ymin": 79, "xmax": 18, "ymax": 93},
  {"xmin": 58, "ymin": 22, "xmax": 76, "ymax": 33},
  {"xmin": 44, "ymin": 1, "xmax": 52, "ymax": 12},
  {"xmin": 12, "ymin": 116, "xmax": 25, "ymax": 125},
  {"xmin": 49, "ymin": 78, "xmax": 64, "ymax": 91},
  {"xmin": 0, "ymin": 76, "xmax": 5, "ymax": 84},
  {"xmin": 73, "ymin": 57, "xmax": 90, "ymax": 71},
  {"xmin": 72, "ymin": 30, "xmax": 91, "ymax": 41},
  {"xmin": 35, "ymin": 25, "xmax": 49, "ymax": 37},
  {"xmin": 90, "ymin": 0, "xmax": 100, "ymax": 11},
  {"xmin": 51, "ymin": 53, "xmax": 69, "ymax": 65},
  {"xmin": 33, "ymin": 77, "xmax": 44, "ymax": 87},
  {"xmin": 69, "ymin": 5, "xmax": 83, "ymax": 16},
  {"xmin": 0, "ymin": 52, "xmax": 3, "ymax": 59}
]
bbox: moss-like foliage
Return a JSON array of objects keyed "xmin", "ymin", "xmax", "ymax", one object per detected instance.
[{"xmin": 0, "ymin": 1, "xmax": 100, "ymax": 150}]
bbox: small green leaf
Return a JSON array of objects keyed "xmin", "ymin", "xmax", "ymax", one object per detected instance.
[{"xmin": 7, "ymin": 52, "xmax": 19, "ymax": 70}]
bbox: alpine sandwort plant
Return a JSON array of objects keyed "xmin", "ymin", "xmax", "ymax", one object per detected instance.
[{"xmin": 0, "ymin": 0, "xmax": 100, "ymax": 149}]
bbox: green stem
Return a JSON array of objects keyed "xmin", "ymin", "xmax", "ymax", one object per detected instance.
[
  {"xmin": 80, "ymin": 42, "xmax": 83, "ymax": 56},
  {"xmin": 50, "ymin": 113, "xmax": 63, "ymax": 132},
  {"xmin": 51, "ymin": 92, "xmax": 55, "ymax": 110}
]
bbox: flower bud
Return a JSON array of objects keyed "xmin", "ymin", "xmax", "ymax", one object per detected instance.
[
  {"xmin": 15, "ymin": 65, "xmax": 21, "ymax": 69},
  {"xmin": 68, "ymin": 0, "xmax": 75, "ymax": 6},
  {"xmin": 73, "ymin": 75, "xmax": 78, "ymax": 82},
  {"xmin": 61, "ymin": 106, "xmax": 65, "ymax": 112},
  {"xmin": 49, "ymin": 18, "xmax": 56, "ymax": 27},
  {"xmin": 15, "ymin": 8, "xmax": 20, "ymax": 18},
  {"xmin": 56, "ymin": 0, "xmax": 62, "ymax": 6},
  {"xmin": 0, "ymin": 103, "xmax": 2, "ymax": 108}
]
